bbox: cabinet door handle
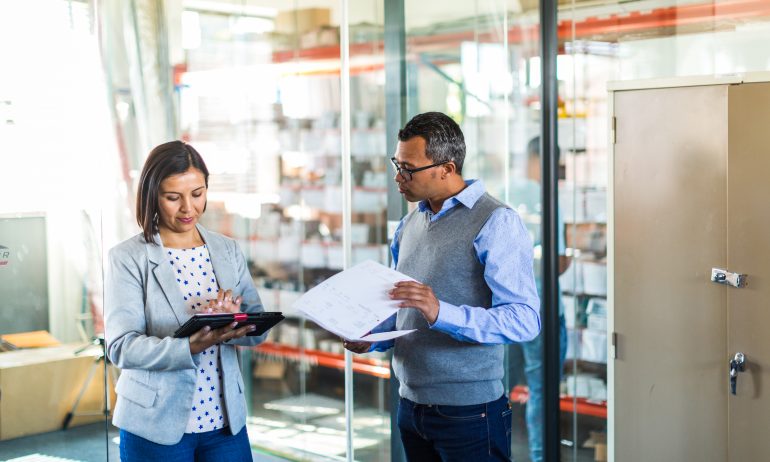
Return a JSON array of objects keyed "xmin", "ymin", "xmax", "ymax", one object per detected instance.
[{"xmin": 729, "ymin": 352, "xmax": 746, "ymax": 395}]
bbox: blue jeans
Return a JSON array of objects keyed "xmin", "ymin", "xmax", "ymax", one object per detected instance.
[
  {"xmin": 397, "ymin": 394, "xmax": 513, "ymax": 462},
  {"xmin": 119, "ymin": 426, "xmax": 252, "ymax": 462},
  {"xmin": 519, "ymin": 314, "xmax": 568, "ymax": 462}
]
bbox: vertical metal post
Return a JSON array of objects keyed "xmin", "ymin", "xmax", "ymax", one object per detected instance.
[
  {"xmin": 540, "ymin": 0, "xmax": 561, "ymax": 460},
  {"xmin": 385, "ymin": 1, "xmax": 407, "ymax": 461},
  {"xmin": 155, "ymin": 0, "xmax": 176, "ymax": 139},
  {"xmin": 502, "ymin": 5, "xmax": 510, "ymax": 206},
  {"xmin": 385, "ymin": 0, "xmax": 408, "ymax": 224},
  {"xmin": 340, "ymin": 0, "xmax": 354, "ymax": 461}
]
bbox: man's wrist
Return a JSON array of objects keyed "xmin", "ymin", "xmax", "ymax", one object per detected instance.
[
  {"xmin": 426, "ymin": 304, "xmax": 440, "ymax": 325},
  {"xmin": 430, "ymin": 300, "xmax": 461, "ymax": 332}
]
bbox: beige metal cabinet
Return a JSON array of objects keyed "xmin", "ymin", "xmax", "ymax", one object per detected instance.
[{"xmin": 609, "ymin": 77, "xmax": 770, "ymax": 462}]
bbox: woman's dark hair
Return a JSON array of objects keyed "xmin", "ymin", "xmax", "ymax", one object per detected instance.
[
  {"xmin": 136, "ymin": 141, "xmax": 209, "ymax": 244},
  {"xmin": 397, "ymin": 112, "xmax": 466, "ymax": 174}
]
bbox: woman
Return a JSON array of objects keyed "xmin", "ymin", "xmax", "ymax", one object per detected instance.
[{"xmin": 105, "ymin": 141, "xmax": 264, "ymax": 461}]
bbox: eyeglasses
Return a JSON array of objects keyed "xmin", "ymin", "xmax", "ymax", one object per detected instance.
[{"xmin": 390, "ymin": 157, "xmax": 451, "ymax": 182}]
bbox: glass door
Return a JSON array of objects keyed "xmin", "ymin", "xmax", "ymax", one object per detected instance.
[{"xmin": 177, "ymin": 1, "xmax": 391, "ymax": 460}]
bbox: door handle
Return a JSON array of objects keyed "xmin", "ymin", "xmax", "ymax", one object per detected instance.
[{"xmin": 729, "ymin": 352, "xmax": 746, "ymax": 395}]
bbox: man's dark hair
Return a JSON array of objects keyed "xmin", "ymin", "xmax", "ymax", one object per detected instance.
[
  {"xmin": 136, "ymin": 140, "xmax": 209, "ymax": 244},
  {"xmin": 398, "ymin": 112, "xmax": 466, "ymax": 174}
]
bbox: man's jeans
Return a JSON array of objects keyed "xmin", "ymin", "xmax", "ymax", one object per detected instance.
[
  {"xmin": 397, "ymin": 394, "xmax": 513, "ymax": 462},
  {"xmin": 520, "ymin": 314, "xmax": 568, "ymax": 462}
]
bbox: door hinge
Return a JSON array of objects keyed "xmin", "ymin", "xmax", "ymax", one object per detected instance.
[
  {"xmin": 611, "ymin": 332, "xmax": 618, "ymax": 359},
  {"xmin": 612, "ymin": 116, "xmax": 617, "ymax": 144}
]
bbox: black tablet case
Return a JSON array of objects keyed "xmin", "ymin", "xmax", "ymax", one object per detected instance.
[{"xmin": 173, "ymin": 312, "xmax": 284, "ymax": 338}]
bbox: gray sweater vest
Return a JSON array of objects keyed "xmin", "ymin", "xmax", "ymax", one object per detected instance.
[{"xmin": 393, "ymin": 192, "xmax": 506, "ymax": 405}]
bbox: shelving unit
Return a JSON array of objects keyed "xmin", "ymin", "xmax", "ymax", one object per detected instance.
[
  {"xmin": 510, "ymin": 385, "xmax": 607, "ymax": 419},
  {"xmin": 254, "ymin": 342, "xmax": 390, "ymax": 379}
]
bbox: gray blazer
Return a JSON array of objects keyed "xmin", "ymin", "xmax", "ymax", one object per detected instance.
[{"xmin": 104, "ymin": 224, "xmax": 265, "ymax": 445}]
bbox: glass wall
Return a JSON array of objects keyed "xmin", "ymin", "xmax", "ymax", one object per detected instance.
[
  {"xmin": 176, "ymin": 1, "xmax": 390, "ymax": 460},
  {"xmin": 401, "ymin": 1, "xmax": 551, "ymax": 460},
  {"xmin": 0, "ymin": 0, "xmax": 118, "ymax": 460}
]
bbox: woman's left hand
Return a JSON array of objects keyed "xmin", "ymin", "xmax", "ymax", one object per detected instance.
[{"xmin": 202, "ymin": 289, "xmax": 242, "ymax": 314}]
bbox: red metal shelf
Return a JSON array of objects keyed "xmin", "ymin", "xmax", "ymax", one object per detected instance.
[
  {"xmin": 254, "ymin": 341, "xmax": 391, "ymax": 379},
  {"xmin": 254, "ymin": 345, "xmax": 607, "ymax": 416},
  {"xmin": 270, "ymin": 0, "xmax": 770, "ymax": 67},
  {"xmin": 510, "ymin": 384, "xmax": 607, "ymax": 419}
]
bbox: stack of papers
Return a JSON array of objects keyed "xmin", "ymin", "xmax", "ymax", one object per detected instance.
[{"xmin": 292, "ymin": 260, "xmax": 416, "ymax": 342}]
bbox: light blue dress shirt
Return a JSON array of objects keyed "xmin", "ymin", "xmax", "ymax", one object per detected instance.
[{"xmin": 371, "ymin": 179, "xmax": 541, "ymax": 351}]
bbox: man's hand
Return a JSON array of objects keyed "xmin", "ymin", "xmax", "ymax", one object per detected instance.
[
  {"xmin": 389, "ymin": 281, "xmax": 440, "ymax": 324},
  {"xmin": 189, "ymin": 322, "xmax": 255, "ymax": 354},
  {"xmin": 342, "ymin": 339, "xmax": 371, "ymax": 354}
]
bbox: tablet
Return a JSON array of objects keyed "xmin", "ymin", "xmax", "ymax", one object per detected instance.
[{"xmin": 173, "ymin": 312, "xmax": 284, "ymax": 338}]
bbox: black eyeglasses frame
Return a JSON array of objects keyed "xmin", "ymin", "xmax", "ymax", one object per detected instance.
[{"xmin": 390, "ymin": 157, "xmax": 452, "ymax": 181}]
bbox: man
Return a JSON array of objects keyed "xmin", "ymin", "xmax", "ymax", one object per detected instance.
[
  {"xmin": 344, "ymin": 112, "xmax": 540, "ymax": 461},
  {"xmin": 509, "ymin": 136, "xmax": 572, "ymax": 462}
]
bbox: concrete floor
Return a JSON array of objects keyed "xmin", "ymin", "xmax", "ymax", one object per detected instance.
[
  {"xmin": 0, "ymin": 417, "xmax": 595, "ymax": 462},
  {"xmin": 0, "ymin": 422, "xmax": 285, "ymax": 462}
]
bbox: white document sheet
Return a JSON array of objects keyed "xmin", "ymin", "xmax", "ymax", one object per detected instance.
[{"xmin": 292, "ymin": 260, "xmax": 417, "ymax": 341}]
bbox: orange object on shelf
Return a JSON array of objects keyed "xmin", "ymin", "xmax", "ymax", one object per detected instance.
[
  {"xmin": 254, "ymin": 341, "xmax": 390, "ymax": 379},
  {"xmin": 1, "ymin": 330, "xmax": 61, "ymax": 349},
  {"xmin": 510, "ymin": 384, "xmax": 607, "ymax": 419}
]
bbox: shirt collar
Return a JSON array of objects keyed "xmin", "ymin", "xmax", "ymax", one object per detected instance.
[{"xmin": 417, "ymin": 179, "xmax": 485, "ymax": 214}]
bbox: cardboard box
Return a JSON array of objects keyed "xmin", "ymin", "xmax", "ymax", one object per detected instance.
[
  {"xmin": 275, "ymin": 8, "xmax": 331, "ymax": 35},
  {"xmin": 0, "ymin": 330, "xmax": 60, "ymax": 349},
  {"xmin": 0, "ymin": 344, "xmax": 116, "ymax": 440},
  {"xmin": 583, "ymin": 261, "xmax": 607, "ymax": 296},
  {"xmin": 299, "ymin": 25, "xmax": 339, "ymax": 49},
  {"xmin": 595, "ymin": 442, "xmax": 608, "ymax": 461},
  {"xmin": 580, "ymin": 328, "xmax": 608, "ymax": 364},
  {"xmin": 584, "ymin": 431, "xmax": 608, "ymax": 461}
]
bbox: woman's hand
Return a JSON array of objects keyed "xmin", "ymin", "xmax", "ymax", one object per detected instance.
[
  {"xmin": 189, "ymin": 321, "xmax": 255, "ymax": 354},
  {"xmin": 202, "ymin": 289, "xmax": 242, "ymax": 314},
  {"xmin": 189, "ymin": 288, "xmax": 249, "ymax": 353}
]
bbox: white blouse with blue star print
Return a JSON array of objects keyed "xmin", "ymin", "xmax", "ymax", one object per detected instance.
[{"xmin": 166, "ymin": 245, "xmax": 227, "ymax": 433}]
